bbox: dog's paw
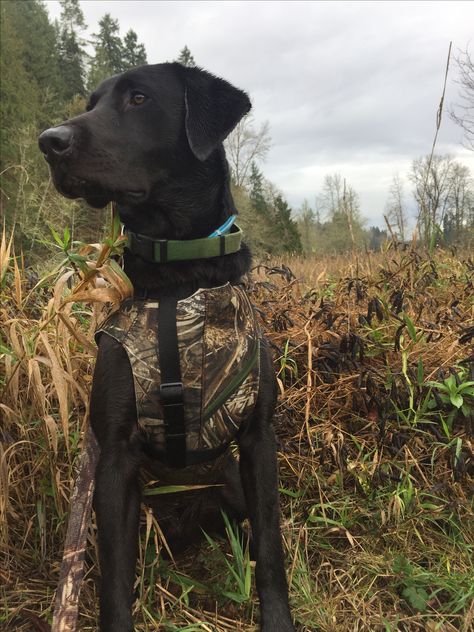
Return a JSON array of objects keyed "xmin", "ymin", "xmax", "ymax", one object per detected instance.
[
  {"xmin": 261, "ymin": 606, "xmax": 295, "ymax": 632},
  {"xmin": 262, "ymin": 621, "xmax": 295, "ymax": 632}
]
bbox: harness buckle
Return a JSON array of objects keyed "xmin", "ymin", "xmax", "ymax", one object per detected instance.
[{"xmin": 159, "ymin": 381, "xmax": 184, "ymax": 407}]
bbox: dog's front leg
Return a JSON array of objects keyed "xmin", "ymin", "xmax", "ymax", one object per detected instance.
[
  {"xmin": 91, "ymin": 336, "xmax": 141, "ymax": 632},
  {"xmin": 237, "ymin": 346, "xmax": 295, "ymax": 632},
  {"xmin": 94, "ymin": 443, "xmax": 140, "ymax": 631}
]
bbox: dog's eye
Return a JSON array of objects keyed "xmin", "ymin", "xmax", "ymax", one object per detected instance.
[{"xmin": 130, "ymin": 93, "xmax": 147, "ymax": 106}]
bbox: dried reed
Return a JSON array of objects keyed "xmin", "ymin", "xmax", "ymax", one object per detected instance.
[{"xmin": 1, "ymin": 227, "xmax": 473, "ymax": 631}]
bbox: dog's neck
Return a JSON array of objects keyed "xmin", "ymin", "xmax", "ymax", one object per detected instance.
[{"xmin": 117, "ymin": 147, "xmax": 251, "ymax": 294}]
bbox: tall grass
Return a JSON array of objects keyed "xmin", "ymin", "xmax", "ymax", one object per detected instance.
[{"xmin": 1, "ymin": 225, "xmax": 473, "ymax": 631}]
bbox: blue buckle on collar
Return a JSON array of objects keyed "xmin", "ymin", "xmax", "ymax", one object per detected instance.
[{"xmin": 208, "ymin": 215, "xmax": 236, "ymax": 238}]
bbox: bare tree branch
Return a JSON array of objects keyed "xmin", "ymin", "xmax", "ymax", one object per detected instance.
[
  {"xmin": 409, "ymin": 154, "xmax": 473, "ymax": 243},
  {"xmin": 225, "ymin": 114, "xmax": 271, "ymax": 187},
  {"xmin": 450, "ymin": 46, "xmax": 474, "ymax": 151},
  {"xmin": 385, "ymin": 174, "xmax": 408, "ymax": 241}
]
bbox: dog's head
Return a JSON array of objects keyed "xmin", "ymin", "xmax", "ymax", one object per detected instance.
[{"xmin": 38, "ymin": 63, "xmax": 251, "ymax": 210}]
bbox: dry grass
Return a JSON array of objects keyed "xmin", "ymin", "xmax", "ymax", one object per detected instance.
[{"xmin": 1, "ymin": 227, "xmax": 473, "ymax": 631}]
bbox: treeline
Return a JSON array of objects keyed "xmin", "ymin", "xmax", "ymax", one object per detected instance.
[
  {"xmin": 1, "ymin": 1, "xmax": 472, "ymax": 262},
  {"xmin": 230, "ymin": 162, "xmax": 303, "ymax": 257},
  {"xmin": 1, "ymin": 0, "xmax": 147, "ymax": 163},
  {"xmin": 295, "ymin": 153, "xmax": 474, "ymax": 256},
  {"xmin": 0, "ymin": 0, "xmax": 149, "ymax": 257},
  {"xmin": 0, "ymin": 0, "xmax": 303, "ymax": 260},
  {"xmin": 295, "ymin": 174, "xmax": 388, "ymax": 256},
  {"xmin": 409, "ymin": 155, "xmax": 474, "ymax": 246}
]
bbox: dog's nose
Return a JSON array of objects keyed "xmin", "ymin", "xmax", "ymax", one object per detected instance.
[{"xmin": 38, "ymin": 125, "xmax": 74, "ymax": 157}]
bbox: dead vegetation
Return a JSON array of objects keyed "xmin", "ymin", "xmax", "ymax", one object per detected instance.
[{"xmin": 1, "ymin": 227, "xmax": 473, "ymax": 631}]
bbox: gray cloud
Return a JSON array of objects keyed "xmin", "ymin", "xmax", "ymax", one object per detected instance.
[{"xmin": 46, "ymin": 1, "xmax": 474, "ymax": 225}]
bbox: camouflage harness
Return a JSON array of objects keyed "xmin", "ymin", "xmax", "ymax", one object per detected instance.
[
  {"xmin": 95, "ymin": 283, "xmax": 260, "ymax": 468},
  {"xmin": 52, "ymin": 220, "xmax": 261, "ymax": 630}
]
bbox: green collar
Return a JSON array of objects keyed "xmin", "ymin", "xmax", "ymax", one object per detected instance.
[{"xmin": 124, "ymin": 224, "xmax": 242, "ymax": 263}]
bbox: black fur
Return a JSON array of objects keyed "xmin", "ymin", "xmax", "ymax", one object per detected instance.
[{"xmin": 39, "ymin": 62, "xmax": 294, "ymax": 632}]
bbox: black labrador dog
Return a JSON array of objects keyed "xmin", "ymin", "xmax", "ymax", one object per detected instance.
[{"xmin": 39, "ymin": 63, "xmax": 294, "ymax": 632}]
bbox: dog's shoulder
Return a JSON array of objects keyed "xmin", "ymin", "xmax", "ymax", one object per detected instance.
[{"xmin": 95, "ymin": 298, "xmax": 142, "ymax": 346}]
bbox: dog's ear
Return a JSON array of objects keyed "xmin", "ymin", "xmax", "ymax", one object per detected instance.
[{"xmin": 183, "ymin": 66, "xmax": 251, "ymax": 161}]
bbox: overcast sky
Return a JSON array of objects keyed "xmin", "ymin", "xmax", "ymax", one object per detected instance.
[{"xmin": 45, "ymin": 1, "xmax": 474, "ymax": 227}]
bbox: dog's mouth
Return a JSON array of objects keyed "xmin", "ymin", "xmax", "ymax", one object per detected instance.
[{"xmin": 53, "ymin": 173, "xmax": 147, "ymax": 208}]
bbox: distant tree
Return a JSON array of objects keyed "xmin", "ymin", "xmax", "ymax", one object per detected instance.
[
  {"xmin": 385, "ymin": 174, "xmax": 408, "ymax": 241},
  {"xmin": 122, "ymin": 29, "xmax": 147, "ymax": 70},
  {"xmin": 409, "ymin": 155, "xmax": 454, "ymax": 243},
  {"xmin": 241, "ymin": 163, "xmax": 300, "ymax": 254},
  {"xmin": 231, "ymin": 183, "xmax": 271, "ymax": 256},
  {"xmin": 1, "ymin": 0, "xmax": 61, "ymax": 126},
  {"xmin": 225, "ymin": 114, "xmax": 271, "ymax": 187},
  {"xmin": 321, "ymin": 173, "xmax": 344, "ymax": 218},
  {"xmin": 176, "ymin": 45, "xmax": 196, "ymax": 67},
  {"xmin": 323, "ymin": 211, "xmax": 354, "ymax": 252},
  {"xmin": 297, "ymin": 200, "xmax": 316, "ymax": 255},
  {"xmin": 444, "ymin": 162, "xmax": 474, "ymax": 243},
  {"xmin": 248, "ymin": 161, "xmax": 268, "ymax": 215},
  {"xmin": 341, "ymin": 178, "xmax": 361, "ymax": 249},
  {"xmin": 0, "ymin": 0, "xmax": 66, "ymax": 177},
  {"xmin": 59, "ymin": 0, "xmax": 85, "ymax": 31},
  {"xmin": 322, "ymin": 174, "xmax": 365, "ymax": 250},
  {"xmin": 88, "ymin": 13, "xmax": 124, "ymax": 90},
  {"xmin": 0, "ymin": 5, "xmax": 37, "ymax": 128},
  {"xmin": 410, "ymin": 154, "xmax": 474, "ymax": 245},
  {"xmin": 0, "ymin": 0, "xmax": 109, "ymax": 252},
  {"xmin": 297, "ymin": 174, "xmax": 367, "ymax": 255},
  {"xmin": 320, "ymin": 173, "xmax": 360, "ymax": 219},
  {"xmin": 450, "ymin": 46, "xmax": 474, "ymax": 151},
  {"xmin": 272, "ymin": 193, "xmax": 302, "ymax": 253},
  {"xmin": 0, "ymin": 2, "xmax": 38, "ymax": 172},
  {"xmin": 367, "ymin": 226, "xmax": 388, "ymax": 250},
  {"xmin": 57, "ymin": 0, "xmax": 87, "ymax": 101}
]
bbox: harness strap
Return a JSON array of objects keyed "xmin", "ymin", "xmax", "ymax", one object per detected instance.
[
  {"xmin": 152, "ymin": 442, "xmax": 230, "ymax": 467},
  {"xmin": 157, "ymin": 293, "xmax": 187, "ymax": 468}
]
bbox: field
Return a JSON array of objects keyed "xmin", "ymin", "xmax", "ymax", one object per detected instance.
[{"xmin": 1, "ymin": 228, "xmax": 473, "ymax": 631}]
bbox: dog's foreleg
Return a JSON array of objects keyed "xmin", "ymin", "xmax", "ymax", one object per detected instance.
[
  {"xmin": 94, "ymin": 445, "xmax": 140, "ymax": 632},
  {"xmin": 237, "ymin": 349, "xmax": 295, "ymax": 632},
  {"xmin": 90, "ymin": 337, "xmax": 141, "ymax": 632}
]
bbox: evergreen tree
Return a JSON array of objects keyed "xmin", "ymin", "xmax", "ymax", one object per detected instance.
[
  {"xmin": 57, "ymin": 0, "xmax": 87, "ymax": 100},
  {"xmin": 246, "ymin": 163, "xmax": 301, "ymax": 254},
  {"xmin": 176, "ymin": 45, "xmax": 196, "ymax": 67},
  {"xmin": 0, "ymin": 2, "xmax": 38, "ymax": 170},
  {"xmin": 246, "ymin": 162, "xmax": 280, "ymax": 252},
  {"xmin": 122, "ymin": 29, "xmax": 147, "ymax": 70},
  {"xmin": 273, "ymin": 194, "xmax": 302, "ymax": 254},
  {"xmin": 2, "ymin": 0, "xmax": 61, "ymax": 126},
  {"xmin": 367, "ymin": 226, "xmax": 388, "ymax": 250},
  {"xmin": 88, "ymin": 14, "xmax": 124, "ymax": 90},
  {"xmin": 59, "ymin": 0, "xmax": 86, "ymax": 31},
  {"xmin": 0, "ymin": 4, "xmax": 37, "ymax": 129},
  {"xmin": 248, "ymin": 161, "xmax": 267, "ymax": 215}
]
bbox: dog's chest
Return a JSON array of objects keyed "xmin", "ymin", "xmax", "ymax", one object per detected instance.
[{"xmin": 96, "ymin": 284, "xmax": 260, "ymax": 465}]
